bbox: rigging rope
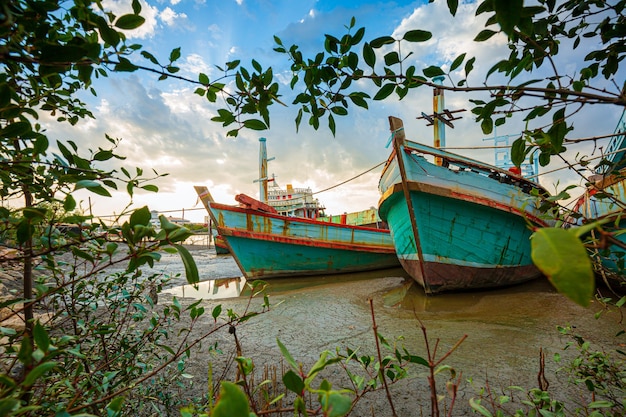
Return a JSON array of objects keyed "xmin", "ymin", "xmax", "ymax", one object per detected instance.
[{"xmin": 312, "ymin": 160, "xmax": 386, "ymax": 195}]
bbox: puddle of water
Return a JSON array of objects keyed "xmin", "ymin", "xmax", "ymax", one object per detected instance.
[
  {"xmin": 162, "ymin": 277, "xmax": 246, "ymax": 299},
  {"xmin": 162, "ymin": 267, "xmax": 410, "ymax": 300}
]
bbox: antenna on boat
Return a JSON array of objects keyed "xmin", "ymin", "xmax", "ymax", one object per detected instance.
[
  {"xmin": 254, "ymin": 137, "xmax": 275, "ymax": 203},
  {"xmin": 417, "ymin": 76, "xmax": 464, "ymax": 166}
]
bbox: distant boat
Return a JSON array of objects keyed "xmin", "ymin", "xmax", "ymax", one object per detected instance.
[
  {"xmin": 194, "ymin": 188, "xmax": 399, "ymax": 279},
  {"xmin": 213, "ymin": 234, "xmax": 230, "ymax": 255},
  {"xmin": 569, "ymin": 109, "xmax": 626, "ymax": 279},
  {"xmin": 266, "ymin": 182, "xmax": 326, "ymax": 218},
  {"xmin": 378, "ymin": 114, "xmax": 552, "ymax": 294}
]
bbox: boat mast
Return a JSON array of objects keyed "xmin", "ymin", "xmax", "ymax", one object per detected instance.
[
  {"xmin": 256, "ymin": 137, "xmax": 275, "ymax": 203},
  {"xmin": 418, "ymin": 77, "xmax": 464, "ymax": 166},
  {"xmin": 433, "ymin": 76, "xmax": 446, "ymax": 166}
]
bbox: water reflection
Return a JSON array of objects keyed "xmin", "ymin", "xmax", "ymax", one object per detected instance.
[
  {"xmin": 161, "ymin": 264, "xmax": 560, "ymax": 308},
  {"xmin": 162, "ymin": 277, "xmax": 245, "ymax": 299},
  {"xmin": 389, "ymin": 277, "xmax": 561, "ymax": 313},
  {"xmin": 162, "ymin": 267, "xmax": 411, "ymax": 300}
]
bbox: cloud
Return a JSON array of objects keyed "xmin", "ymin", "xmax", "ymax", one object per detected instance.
[
  {"xmin": 160, "ymin": 6, "xmax": 188, "ymax": 27},
  {"xmin": 179, "ymin": 53, "xmax": 212, "ymax": 77}
]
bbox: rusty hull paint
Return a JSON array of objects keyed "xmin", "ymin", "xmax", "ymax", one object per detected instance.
[{"xmin": 399, "ymin": 258, "xmax": 542, "ymax": 294}]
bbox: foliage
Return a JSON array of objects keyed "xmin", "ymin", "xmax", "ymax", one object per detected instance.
[
  {"xmin": 469, "ymin": 323, "xmax": 626, "ymax": 417},
  {"xmin": 0, "ymin": 0, "xmax": 274, "ymax": 414},
  {"xmin": 184, "ymin": 321, "xmax": 462, "ymax": 417}
]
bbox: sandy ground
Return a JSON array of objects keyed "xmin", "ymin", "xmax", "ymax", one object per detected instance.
[{"xmin": 146, "ymin": 245, "xmax": 626, "ymax": 416}]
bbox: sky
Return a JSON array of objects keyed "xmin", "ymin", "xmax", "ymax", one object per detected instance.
[{"xmin": 38, "ymin": 0, "xmax": 626, "ymax": 223}]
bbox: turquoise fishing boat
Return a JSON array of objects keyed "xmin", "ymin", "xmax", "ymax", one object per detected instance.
[
  {"xmin": 194, "ymin": 187, "xmax": 399, "ymax": 279},
  {"xmin": 378, "ymin": 115, "xmax": 552, "ymax": 294}
]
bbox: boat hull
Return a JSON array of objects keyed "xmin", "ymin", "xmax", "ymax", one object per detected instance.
[
  {"xmin": 210, "ymin": 202, "xmax": 399, "ymax": 279},
  {"xmin": 381, "ymin": 183, "xmax": 542, "ymax": 293},
  {"xmin": 379, "ymin": 118, "xmax": 550, "ymax": 294}
]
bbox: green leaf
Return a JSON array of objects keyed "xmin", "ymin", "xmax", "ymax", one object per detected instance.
[
  {"xmin": 363, "ymin": 42, "xmax": 375, "ymax": 68},
  {"xmin": 141, "ymin": 51, "xmax": 160, "ymax": 65},
  {"xmin": 115, "ymin": 14, "xmax": 146, "ymax": 30},
  {"xmin": 212, "ymin": 382, "xmax": 250, "ymax": 417},
  {"xmin": 23, "ymin": 362, "xmax": 57, "ymax": 387},
  {"xmin": 16, "ymin": 220, "xmax": 34, "ymax": 245},
  {"xmin": 159, "ymin": 215, "xmax": 179, "ymax": 232},
  {"xmin": 589, "ymin": 400, "xmax": 615, "ymax": 408},
  {"xmin": 40, "ymin": 45, "xmax": 88, "ymax": 63},
  {"xmin": 129, "ymin": 206, "xmax": 151, "ymax": 227},
  {"xmin": 494, "ymin": 0, "xmax": 522, "ymax": 35},
  {"xmin": 63, "ymin": 194, "xmax": 76, "ymax": 211},
  {"xmin": 423, "ymin": 66, "xmax": 445, "ymax": 78},
  {"xmin": 511, "ymin": 137, "xmax": 526, "ymax": 167},
  {"xmin": 384, "ymin": 51, "xmax": 400, "ymax": 66},
  {"xmin": 173, "ymin": 244, "xmax": 199, "ymax": 285},
  {"xmin": 1, "ymin": 121, "xmax": 32, "ymax": 138},
  {"xmin": 474, "ymin": 29, "xmax": 498, "ymax": 42},
  {"xmin": 106, "ymin": 396, "xmax": 125, "ymax": 417},
  {"xmin": 0, "ymin": 82, "xmax": 10, "ymax": 108},
  {"xmin": 169, "ymin": 47, "xmax": 181, "ymax": 62},
  {"xmin": 99, "ymin": 25, "xmax": 120, "ymax": 46},
  {"xmin": 531, "ymin": 228, "xmax": 594, "ymax": 307},
  {"xmin": 369, "ymin": 36, "xmax": 395, "ymax": 48},
  {"xmin": 480, "ymin": 117, "xmax": 493, "ymax": 135},
  {"xmin": 115, "ymin": 57, "xmax": 138, "ymax": 72},
  {"xmin": 403, "ymin": 30, "xmax": 432, "ymax": 42},
  {"xmin": 33, "ymin": 321, "xmax": 50, "ymax": 353},
  {"xmin": 74, "ymin": 180, "xmax": 112, "ymax": 197},
  {"xmin": 212, "ymin": 304, "xmax": 222, "ymax": 321},
  {"xmin": 199, "ymin": 73, "xmax": 210, "ymax": 85},
  {"xmin": 282, "ymin": 370, "xmax": 305, "ymax": 394},
  {"xmin": 322, "ymin": 392, "xmax": 352, "ymax": 417},
  {"xmin": 373, "ymin": 83, "xmax": 395, "ymax": 100},
  {"xmin": 0, "ymin": 399, "xmax": 20, "ymax": 415},
  {"xmin": 447, "ymin": 0, "xmax": 459, "ymax": 16},
  {"xmin": 450, "ymin": 53, "xmax": 466, "ymax": 71},
  {"xmin": 94, "ymin": 150, "xmax": 114, "ymax": 161},
  {"xmin": 141, "ymin": 184, "xmax": 159, "ymax": 193},
  {"xmin": 469, "ymin": 398, "xmax": 493, "ymax": 416},
  {"xmin": 277, "ymin": 338, "xmax": 298, "ymax": 370},
  {"xmin": 243, "ymin": 119, "xmax": 268, "ymax": 131}
]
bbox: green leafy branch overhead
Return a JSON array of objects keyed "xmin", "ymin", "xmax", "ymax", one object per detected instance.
[{"xmin": 272, "ymin": 0, "xmax": 625, "ymax": 169}]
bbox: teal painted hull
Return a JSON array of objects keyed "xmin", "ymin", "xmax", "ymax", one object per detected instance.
[
  {"xmin": 379, "ymin": 118, "xmax": 550, "ymax": 293},
  {"xmin": 210, "ymin": 202, "xmax": 399, "ymax": 279}
]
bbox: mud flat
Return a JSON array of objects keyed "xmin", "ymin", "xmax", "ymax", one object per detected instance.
[{"xmin": 154, "ymin": 247, "xmax": 625, "ymax": 416}]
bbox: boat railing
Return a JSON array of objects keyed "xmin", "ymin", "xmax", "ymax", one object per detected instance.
[
  {"xmin": 405, "ymin": 139, "xmax": 547, "ymax": 195},
  {"xmin": 598, "ymin": 108, "xmax": 626, "ymax": 174}
]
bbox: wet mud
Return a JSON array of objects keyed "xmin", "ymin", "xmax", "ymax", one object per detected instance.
[{"xmin": 153, "ymin": 246, "xmax": 625, "ymax": 416}]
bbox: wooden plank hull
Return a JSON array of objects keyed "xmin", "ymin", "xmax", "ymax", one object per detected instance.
[
  {"xmin": 379, "ymin": 117, "xmax": 550, "ymax": 294},
  {"xmin": 209, "ymin": 202, "xmax": 400, "ymax": 279}
]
